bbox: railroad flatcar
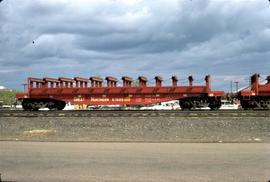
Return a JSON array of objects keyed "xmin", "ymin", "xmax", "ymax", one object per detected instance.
[
  {"xmin": 16, "ymin": 75, "xmax": 224, "ymax": 111},
  {"xmin": 238, "ymin": 73, "xmax": 270, "ymax": 110}
]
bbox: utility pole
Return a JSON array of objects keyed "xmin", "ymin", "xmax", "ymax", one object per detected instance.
[
  {"xmin": 230, "ymin": 80, "xmax": 233, "ymax": 94},
  {"xmin": 234, "ymin": 81, "xmax": 239, "ymax": 92},
  {"xmin": 22, "ymin": 83, "xmax": 27, "ymax": 92}
]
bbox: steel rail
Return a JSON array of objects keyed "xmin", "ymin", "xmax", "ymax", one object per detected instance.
[{"xmin": 0, "ymin": 110, "xmax": 269, "ymax": 117}]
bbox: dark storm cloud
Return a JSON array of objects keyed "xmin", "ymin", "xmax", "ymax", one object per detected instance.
[{"xmin": 0, "ymin": 0, "xmax": 270, "ymax": 90}]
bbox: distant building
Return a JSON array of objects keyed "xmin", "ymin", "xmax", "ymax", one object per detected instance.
[{"xmin": 0, "ymin": 86, "xmax": 6, "ymax": 90}]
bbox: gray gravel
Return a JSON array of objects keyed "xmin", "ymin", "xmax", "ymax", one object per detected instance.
[{"xmin": 0, "ymin": 116, "xmax": 269, "ymax": 142}]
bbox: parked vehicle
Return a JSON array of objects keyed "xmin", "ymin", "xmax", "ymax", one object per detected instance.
[{"xmin": 141, "ymin": 100, "xmax": 180, "ymax": 110}]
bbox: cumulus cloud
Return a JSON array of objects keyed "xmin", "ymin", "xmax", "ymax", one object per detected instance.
[{"xmin": 0, "ymin": 0, "xmax": 270, "ymax": 91}]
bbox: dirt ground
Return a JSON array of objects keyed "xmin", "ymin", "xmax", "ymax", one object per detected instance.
[{"xmin": 0, "ymin": 142, "xmax": 269, "ymax": 182}]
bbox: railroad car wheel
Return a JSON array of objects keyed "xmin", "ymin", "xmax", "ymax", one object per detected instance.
[
  {"xmin": 209, "ymin": 105, "xmax": 220, "ymax": 111},
  {"xmin": 22, "ymin": 104, "xmax": 33, "ymax": 111},
  {"xmin": 22, "ymin": 99, "xmax": 65, "ymax": 111},
  {"xmin": 22, "ymin": 101, "xmax": 29, "ymax": 111},
  {"xmin": 179, "ymin": 100, "xmax": 192, "ymax": 110},
  {"xmin": 56, "ymin": 101, "xmax": 66, "ymax": 110},
  {"xmin": 240, "ymin": 100, "xmax": 252, "ymax": 110},
  {"xmin": 208, "ymin": 98, "xmax": 222, "ymax": 111},
  {"xmin": 240, "ymin": 98, "xmax": 258, "ymax": 110},
  {"xmin": 242, "ymin": 98, "xmax": 270, "ymax": 110},
  {"xmin": 46, "ymin": 100, "xmax": 66, "ymax": 110},
  {"xmin": 33, "ymin": 107, "xmax": 40, "ymax": 111},
  {"xmin": 259, "ymin": 98, "xmax": 270, "ymax": 110},
  {"xmin": 46, "ymin": 100, "xmax": 56, "ymax": 110},
  {"xmin": 22, "ymin": 99, "xmax": 35, "ymax": 111},
  {"xmin": 180, "ymin": 98, "xmax": 210, "ymax": 110}
]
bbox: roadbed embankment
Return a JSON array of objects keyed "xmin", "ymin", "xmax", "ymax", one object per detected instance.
[{"xmin": 1, "ymin": 114, "xmax": 269, "ymax": 142}]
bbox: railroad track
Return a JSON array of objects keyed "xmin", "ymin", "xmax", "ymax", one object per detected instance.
[{"xmin": 0, "ymin": 110, "xmax": 269, "ymax": 117}]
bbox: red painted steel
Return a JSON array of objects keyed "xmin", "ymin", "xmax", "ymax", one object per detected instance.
[
  {"xmin": 239, "ymin": 74, "xmax": 270, "ymax": 97},
  {"xmin": 16, "ymin": 75, "xmax": 224, "ymax": 106}
]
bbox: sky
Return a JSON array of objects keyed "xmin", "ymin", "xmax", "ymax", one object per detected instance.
[{"xmin": 0, "ymin": 0, "xmax": 270, "ymax": 91}]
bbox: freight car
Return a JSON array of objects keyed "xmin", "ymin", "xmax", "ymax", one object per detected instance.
[
  {"xmin": 16, "ymin": 75, "xmax": 224, "ymax": 111},
  {"xmin": 238, "ymin": 73, "xmax": 270, "ymax": 110}
]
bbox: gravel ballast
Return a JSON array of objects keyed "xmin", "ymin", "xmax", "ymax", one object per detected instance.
[{"xmin": 0, "ymin": 116, "xmax": 269, "ymax": 142}]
